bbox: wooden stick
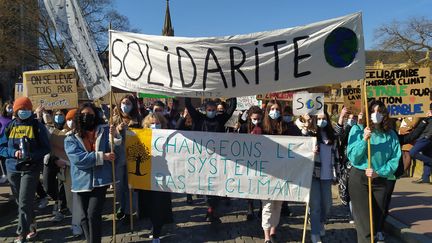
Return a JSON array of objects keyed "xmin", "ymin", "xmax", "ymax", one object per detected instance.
[
  {"xmin": 363, "ymin": 80, "xmax": 374, "ymax": 243},
  {"xmin": 129, "ymin": 186, "xmax": 134, "ymax": 232},
  {"xmin": 302, "ymin": 201, "xmax": 310, "ymax": 243},
  {"xmin": 108, "ymin": 22, "xmax": 117, "ymax": 243}
]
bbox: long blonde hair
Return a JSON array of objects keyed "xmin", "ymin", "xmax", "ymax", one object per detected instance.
[{"xmin": 142, "ymin": 113, "xmax": 168, "ymax": 129}]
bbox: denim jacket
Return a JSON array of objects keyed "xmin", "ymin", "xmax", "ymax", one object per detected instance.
[{"xmin": 65, "ymin": 124, "xmax": 122, "ymax": 192}]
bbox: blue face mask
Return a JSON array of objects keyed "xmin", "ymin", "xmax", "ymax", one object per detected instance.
[
  {"xmin": 206, "ymin": 111, "xmax": 216, "ymax": 119},
  {"xmin": 17, "ymin": 110, "xmax": 32, "ymax": 120},
  {"xmin": 150, "ymin": 124, "xmax": 162, "ymax": 129},
  {"xmin": 269, "ymin": 110, "xmax": 280, "ymax": 120},
  {"xmin": 54, "ymin": 115, "xmax": 65, "ymax": 124},
  {"xmin": 346, "ymin": 119, "xmax": 356, "ymax": 127},
  {"xmin": 121, "ymin": 104, "xmax": 132, "ymax": 114}
]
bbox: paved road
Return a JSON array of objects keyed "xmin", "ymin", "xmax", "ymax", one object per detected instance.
[{"xmin": 0, "ymin": 184, "xmax": 403, "ymax": 242}]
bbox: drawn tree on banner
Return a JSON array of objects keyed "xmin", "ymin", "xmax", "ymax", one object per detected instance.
[
  {"xmin": 127, "ymin": 142, "xmax": 150, "ymax": 176},
  {"xmin": 375, "ymin": 17, "xmax": 432, "ymax": 67}
]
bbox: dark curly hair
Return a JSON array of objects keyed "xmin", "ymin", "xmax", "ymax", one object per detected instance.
[
  {"xmin": 74, "ymin": 103, "xmax": 103, "ymax": 138},
  {"xmin": 246, "ymin": 106, "xmax": 263, "ymax": 133}
]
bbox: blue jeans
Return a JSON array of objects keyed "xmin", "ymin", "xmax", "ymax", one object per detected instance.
[
  {"xmin": 422, "ymin": 164, "xmax": 431, "ymax": 183},
  {"xmin": 410, "ymin": 138, "xmax": 432, "ymax": 166},
  {"xmin": 115, "ymin": 164, "xmax": 136, "ymax": 214},
  {"xmin": 309, "ymin": 178, "xmax": 332, "ymax": 235}
]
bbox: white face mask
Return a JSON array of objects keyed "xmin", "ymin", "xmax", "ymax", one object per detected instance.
[
  {"xmin": 269, "ymin": 110, "xmax": 280, "ymax": 120},
  {"xmin": 346, "ymin": 118, "xmax": 356, "ymax": 127},
  {"xmin": 251, "ymin": 119, "xmax": 260, "ymax": 125},
  {"xmin": 150, "ymin": 123, "xmax": 162, "ymax": 129},
  {"xmin": 66, "ymin": 120, "xmax": 73, "ymax": 129},
  {"xmin": 317, "ymin": 119, "xmax": 328, "ymax": 128},
  {"xmin": 371, "ymin": 112, "xmax": 384, "ymax": 124}
]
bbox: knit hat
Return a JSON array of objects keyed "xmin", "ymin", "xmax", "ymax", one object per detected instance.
[
  {"xmin": 13, "ymin": 97, "xmax": 33, "ymax": 112},
  {"xmin": 66, "ymin": 108, "xmax": 78, "ymax": 121}
]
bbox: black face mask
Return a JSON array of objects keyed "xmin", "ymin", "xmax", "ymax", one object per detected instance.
[{"xmin": 80, "ymin": 114, "xmax": 96, "ymax": 131}]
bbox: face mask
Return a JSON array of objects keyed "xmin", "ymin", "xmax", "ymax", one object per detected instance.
[
  {"xmin": 317, "ymin": 119, "xmax": 328, "ymax": 128},
  {"xmin": 251, "ymin": 119, "xmax": 260, "ymax": 126},
  {"xmin": 150, "ymin": 123, "xmax": 162, "ymax": 129},
  {"xmin": 283, "ymin": 116, "xmax": 292, "ymax": 123},
  {"xmin": 17, "ymin": 110, "xmax": 32, "ymax": 120},
  {"xmin": 206, "ymin": 111, "xmax": 216, "ymax": 119},
  {"xmin": 371, "ymin": 112, "xmax": 384, "ymax": 124},
  {"xmin": 217, "ymin": 110, "xmax": 224, "ymax": 115},
  {"xmin": 66, "ymin": 120, "xmax": 73, "ymax": 129},
  {"xmin": 121, "ymin": 104, "xmax": 132, "ymax": 114},
  {"xmin": 54, "ymin": 115, "xmax": 65, "ymax": 124},
  {"xmin": 79, "ymin": 113, "xmax": 96, "ymax": 131},
  {"xmin": 269, "ymin": 110, "xmax": 280, "ymax": 120},
  {"xmin": 346, "ymin": 119, "xmax": 356, "ymax": 127}
]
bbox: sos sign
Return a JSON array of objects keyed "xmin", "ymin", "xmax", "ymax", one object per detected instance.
[{"xmin": 293, "ymin": 93, "xmax": 324, "ymax": 116}]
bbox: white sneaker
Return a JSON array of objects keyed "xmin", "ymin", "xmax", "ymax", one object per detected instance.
[
  {"xmin": 72, "ymin": 224, "xmax": 83, "ymax": 237},
  {"xmin": 376, "ymin": 231, "xmax": 385, "ymax": 242},
  {"xmin": 0, "ymin": 175, "xmax": 7, "ymax": 184},
  {"xmin": 311, "ymin": 234, "xmax": 322, "ymax": 243},
  {"xmin": 320, "ymin": 223, "xmax": 326, "ymax": 237},
  {"xmin": 152, "ymin": 238, "xmax": 160, "ymax": 243},
  {"xmin": 51, "ymin": 211, "xmax": 65, "ymax": 222},
  {"xmin": 38, "ymin": 197, "xmax": 48, "ymax": 209},
  {"xmin": 349, "ymin": 219, "xmax": 355, "ymax": 224}
]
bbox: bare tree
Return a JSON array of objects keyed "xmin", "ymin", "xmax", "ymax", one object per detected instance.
[
  {"xmin": 33, "ymin": 0, "xmax": 136, "ymax": 69},
  {"xmin": 375, "ymin": 17, "xmax": 432, "ymax": 66}
]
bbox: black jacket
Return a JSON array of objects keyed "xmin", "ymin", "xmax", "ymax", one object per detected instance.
[{"xmin": 185, "ymin": 97, "xmax": 237, "ymax": 133}]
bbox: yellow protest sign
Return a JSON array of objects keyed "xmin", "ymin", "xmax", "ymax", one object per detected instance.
[
  {"xmin": 23, "ymin": 69, "xmax": 78, "ymax": 110},
  {"xmin": 365, "ymin": 68, "xmax": 430, "ymax": 117},
  {"xmin": 342, "ymin": 84, "xmax": 363, "ymax": 114}
]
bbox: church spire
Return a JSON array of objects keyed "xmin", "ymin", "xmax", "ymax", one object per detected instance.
[{"xmin": 162, "ymin": 0, "xmax": 174, "ymax": 36}]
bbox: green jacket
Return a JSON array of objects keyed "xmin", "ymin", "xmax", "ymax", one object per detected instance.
[{"xmin": 347, "ymin": 124, "xmax": 401, "ymax": 179}]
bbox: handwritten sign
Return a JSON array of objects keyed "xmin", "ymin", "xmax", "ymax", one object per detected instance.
[
  {"xmin": 293, "ymin": 93, "xmax": 324, "ymax": 116},
  {"xmin": 342, "ymin": 86, "xmax": 363, "ymax": 114},
  {"xmin": 236, "ymin": 96, "xmax": 261, "ymax": 111},
  {"xmin": 126, "ymin": 129, "xmax": 316, "ymax": 202},
  {"xmin": 23, "ymin": 69, "xmax": 78, "ymax": 110},
  {"xmin": 366, "ymin": 68, "xmax": 431, "ymax": 117},
  {"xmin": 257, "ymin": 92, "xmax": 295, "ymax": 101},
  {"xmin": 110, "ymin": 13, "xmax": 364, "ymax": 98},
  {"xmin": 14, "ymin": 83, "xmax": 24, "ymax": 100}
]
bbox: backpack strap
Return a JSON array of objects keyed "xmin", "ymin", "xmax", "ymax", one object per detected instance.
[{"xmin": 5, "ymin": 119, "xmax": 16, "ymax": 138}]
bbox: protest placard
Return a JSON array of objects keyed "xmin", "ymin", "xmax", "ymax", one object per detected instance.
[
  {"xmin": 293, "ymin": 93, "xmax": 324, "ymax": 116},
  {"xmin": 126, "ymin": 128, "xmax": 316, "ymax": 202},
  {"xmin": 14, "ymin": 83, "xmax": 24, "ymax": 100},
  {"xmin": 236, "ymin": 96, "xmax": 261, "ymax": 111},
  {"xmin": 110, "ymin": 13, "xmax": 364, "ymax": 98},
  {"xmin": 365, "ymin": 68, "xmax": 431, "ymax": 117},
  {"xmin": 342, "ymin": 85, "xmax": 363, "ymax": 114},
  {"xmin": 23, "ymin": 69, "xmax": 78, "ymax": 110},
  {"xmin": 224, "ymin": 110, "xmax": 241, "ymax": 128},
  {"xmin": 257, "ymin": 91, "xmax": 295, "ymax": 101}
]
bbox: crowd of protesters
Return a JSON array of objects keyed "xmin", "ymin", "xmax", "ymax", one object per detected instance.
[{"xmin": 1, "ymin": 94, "xmax": 431, "ymax": 243}]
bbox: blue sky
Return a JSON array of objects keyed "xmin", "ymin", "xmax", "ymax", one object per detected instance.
[{"xmin": 114, "ymin": 0, "xmax": 431, "ymax": 50}]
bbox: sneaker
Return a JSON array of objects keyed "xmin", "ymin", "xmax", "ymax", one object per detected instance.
[
  {"xmin": 14, "ymin": 236, "xmax": 25, "ymax": 243},
  {"xmin": 51, "ymin": 211, "xmax": 65, "ymax": 222},
  {"xmin": 116, "ymin": 211, "xmax": 125, "ymax": 221},
  {"xmin": 26, "ymin": 229, "xmax": 37, "ymax": 240},
  {"xmin": 349, "ymin": 219, "xmax": 355, "ymax": 224},
  {"xmin": 320, "ymin": 223, "xmax": 326, "ymax": 237},
  {"xmin": 72, "ymin": 224, "xmax": 83, "ymax": 237},
  {"xmin": 412, "ymin": 178, "xmax": 430, "ymax": 184},
  {"xmin": 0, "ymin": 175, "xmax": 7, "ymax": 184},
  {"xmin": 311, "ymin": 234, "xmax": 322, "ymax": 243},
  {"xmin": 206, "ymin": 212, "xmax": 222, "ymax": 224},
  {"xmin": 38, "ymin": 197, "xmax": 48, "ymax": 209},
  {"xmin": 376, "ymin": 231, "xmax": 385, "ymax": 242},
  {"xmin": 264, "ymin": 241, "xmax": 272, "ymax": 243}
]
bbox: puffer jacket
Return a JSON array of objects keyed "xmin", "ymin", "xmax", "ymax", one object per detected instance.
[{"xmin": 64, "ymin": 124, "xmax": 122, "ymax": 192}]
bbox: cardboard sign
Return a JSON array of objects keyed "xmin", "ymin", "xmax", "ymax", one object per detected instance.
[
  {"xmin": 126, "ymin": 128, "xmax": 316, "ymax": 202},
  {"xmin": 342, "ymin": 86, "xmax": 363, "ymax": 114},
  {"xmin": 257, "ymin": 91, "xmax": 295, "ymax": 101},
  {"xmin": 293, "ymin": 93, "xmax": 324, "ymax": 116},
  {"xmin": 23, "ymin": 69, "xmax": 78, "ymax": 110},
  {"xmin": 366, "ymin": 68, "xmax": 431, "ymax": 117},
  {"xmin": 110, "ymin": 13, "xmax": 364, "ymax": 98},
  {"xmin": 14, "ymin": 83, "xmax": 24, "ymax": 100},
  {"xmin": 236, "ymin": 96, "xmax": 261, "ymax": 111}
]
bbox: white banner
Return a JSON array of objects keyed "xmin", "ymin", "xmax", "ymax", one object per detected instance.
[
  {"xmin": 43, "ymin": 0, "xmax": 110, "ymax": 100},
  {"xmin": 126, "ymin": 129, "xmax": 316, "ymax": 202},
  {"xmin": 293, "ymin": 93, "xmax": 325, "ymax": 116},
  {"xmin": 110, "ymin": 12, "xmax": 364, "ymax": 98}
]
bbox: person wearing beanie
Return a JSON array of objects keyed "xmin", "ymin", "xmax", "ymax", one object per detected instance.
[
  {"xmin": 0, "ymin": 97, "xmax": 51, "ymax": 243},
  {"xmin": 65, "ymin": 109, "xmax": 78, "ymax": 131}
]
